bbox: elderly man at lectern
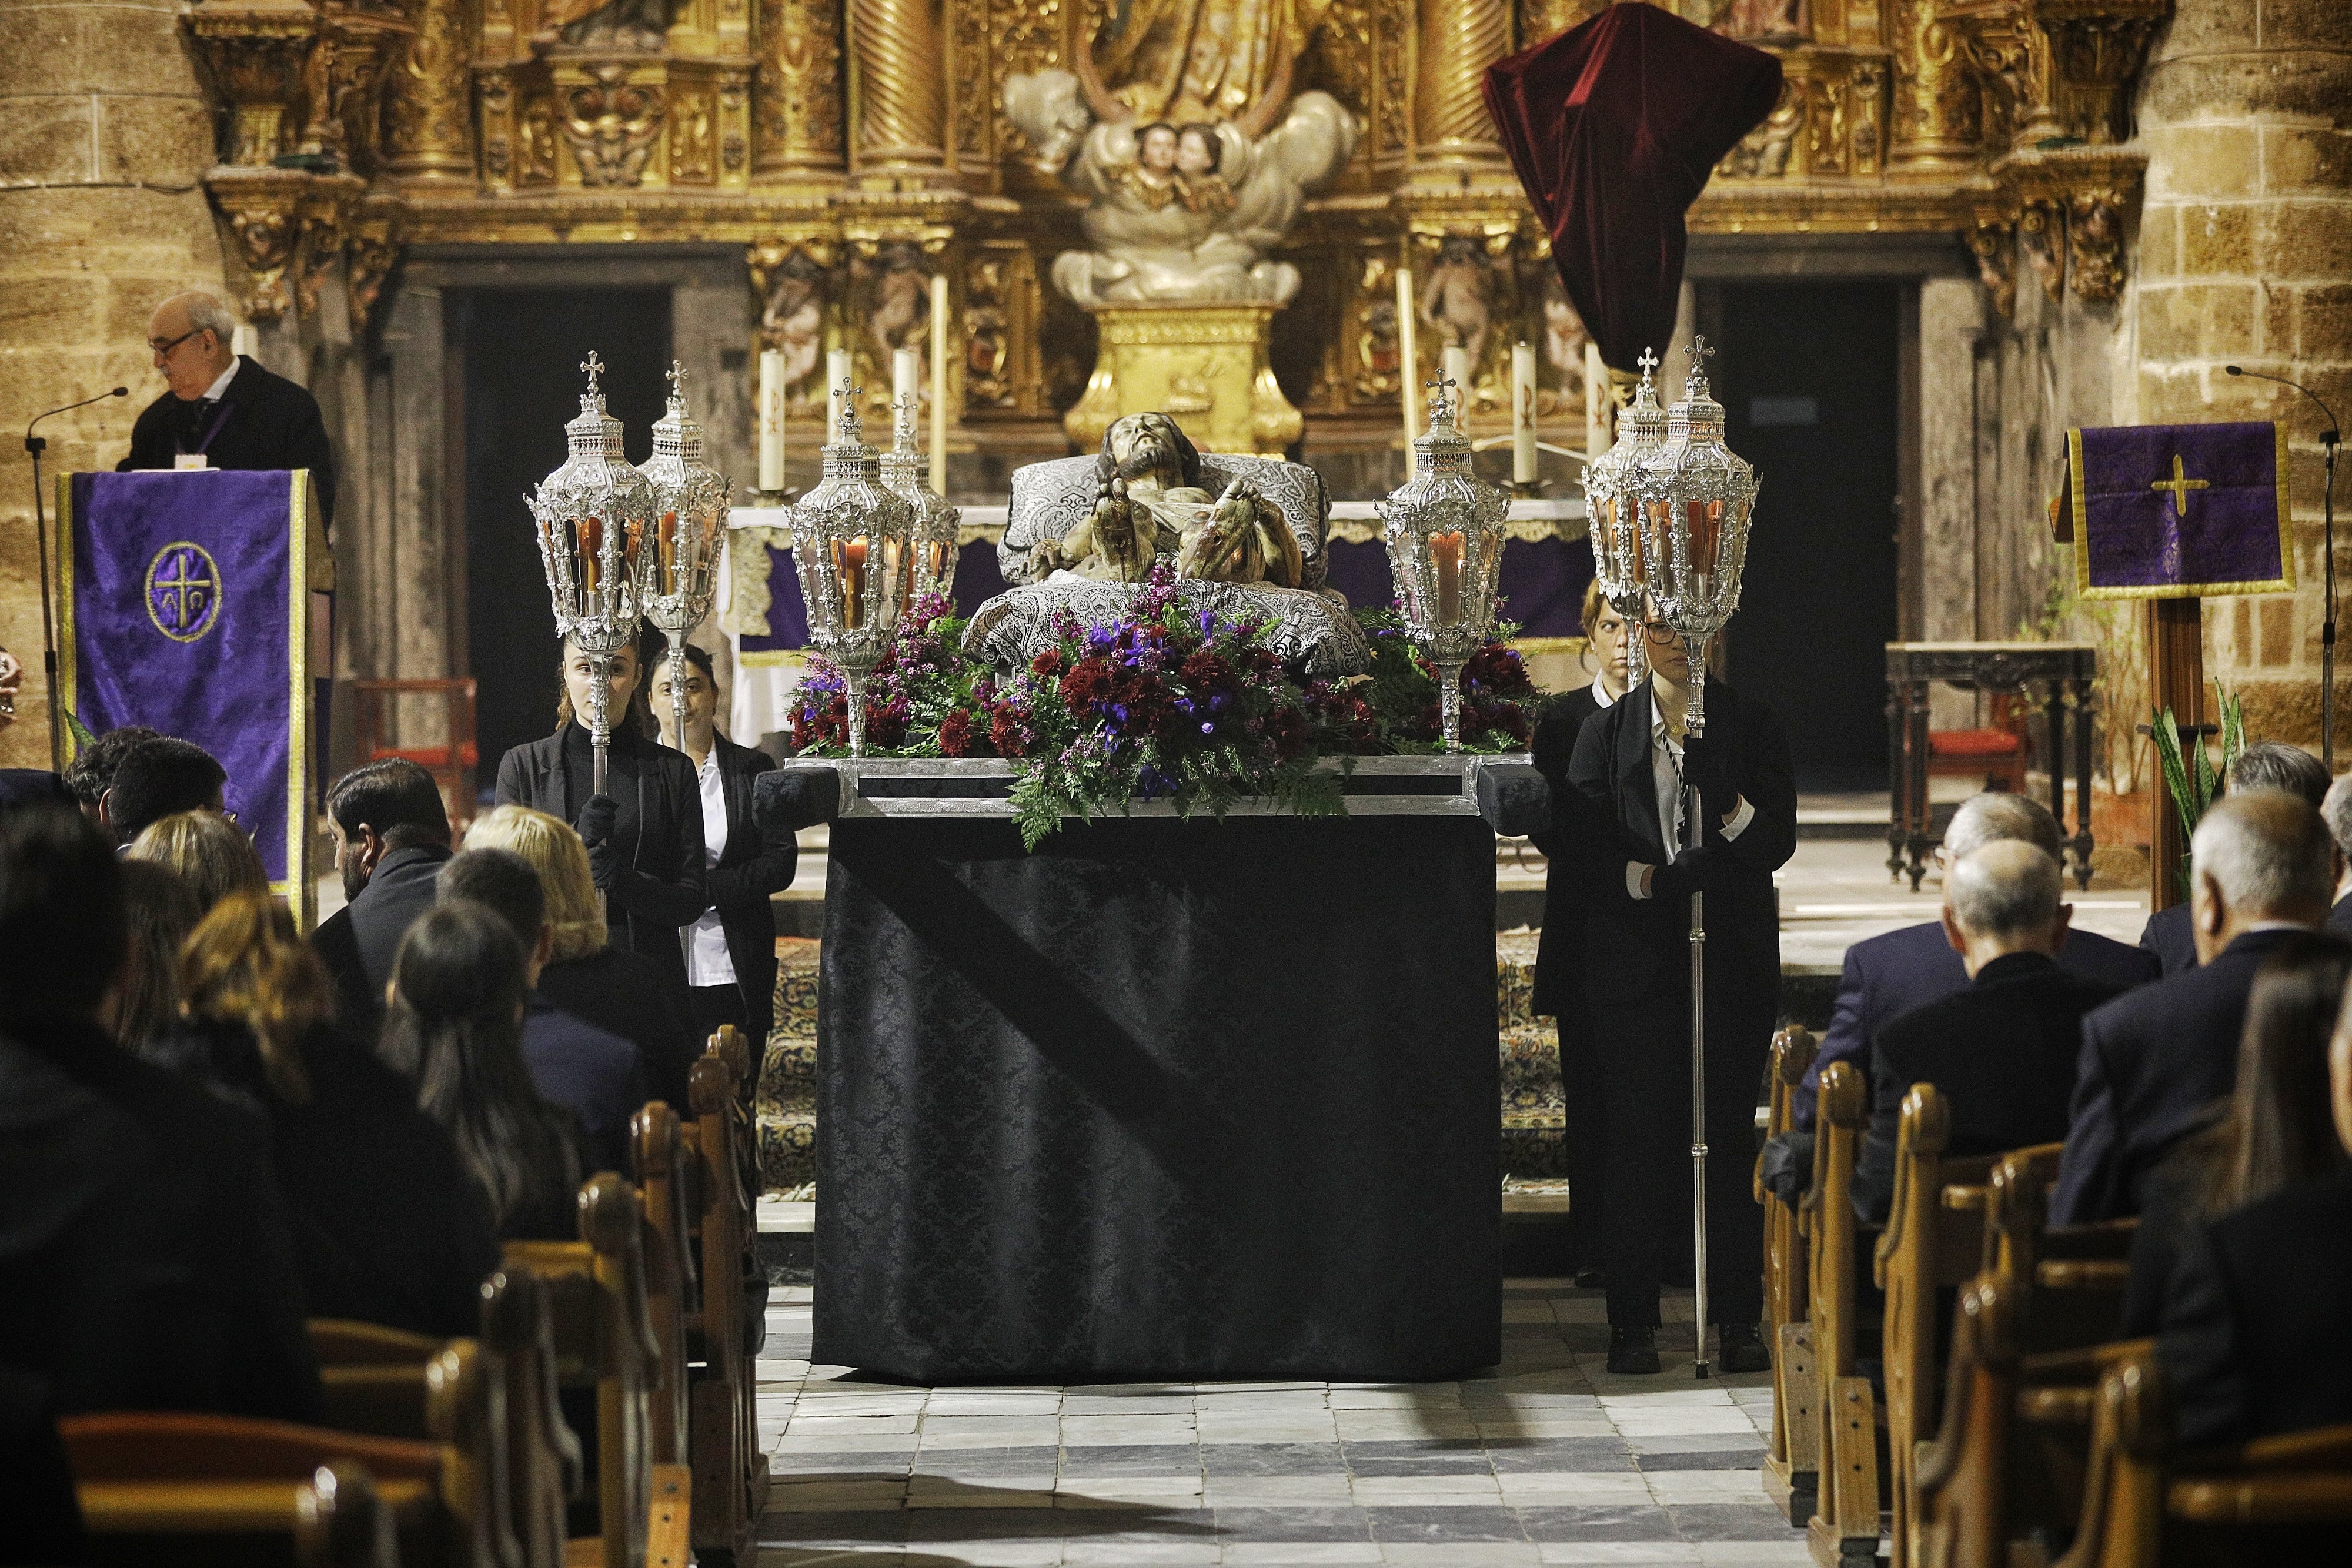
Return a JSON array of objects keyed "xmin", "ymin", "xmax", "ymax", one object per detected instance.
[{"xmin": 118, "ymin": 292, "xmax": 338, "ymax": 529}]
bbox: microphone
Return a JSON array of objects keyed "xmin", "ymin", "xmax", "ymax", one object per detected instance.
[{"xmin": 24, "ymin": 387, "xmax": 131, "ymax": 455}]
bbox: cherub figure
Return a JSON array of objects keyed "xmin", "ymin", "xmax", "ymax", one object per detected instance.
[
  {"xmin": 1174, "ymin": 123, "xmax": 1235, "ymax": 216},
  {"xmin": 1110, "ymin": 122, "xmax": 1182, "ymax": 213}
]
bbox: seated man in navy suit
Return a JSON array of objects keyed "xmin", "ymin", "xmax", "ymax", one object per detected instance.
[{"xmin": 2139, "ymin": 742, "xmax": 2340, "ymax": 975}]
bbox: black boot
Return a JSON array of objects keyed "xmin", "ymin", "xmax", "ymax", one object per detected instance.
[
  {"xmin": 1606, "ymin": 1326, "xmax": 1661, "ymax": 1375},
  {"xmin": 1574, "ymin": 1265, "xmax": 1606, "ymax": 1291},
  {"xmin": 1718, "ymin": 1322, "xmax": 1770, "ymax": 1373}
]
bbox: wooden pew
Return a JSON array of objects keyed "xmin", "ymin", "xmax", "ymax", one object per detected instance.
[
  {"xmin": 1873, "ymin": 1084, "xmax": 1997, "ymax": 1568},
  {"xmin": 312, "ymin": 1320, "xmax": 450, "ymax": 1443},
  {"xmin": 1757, "ymin": 1024, "xmax": 1822, "ymax": 1525},
  {"xmin": 632, "ymin": 1101, "xmax": 695, "ymax": 1470},
  {"xmin": 680, "ymin": 1025, "xmax": 766, "ymax": 1564},
  {"xmin": 1805, "ymin": 1060, "xmax": 1884, "ymax": 1568}
]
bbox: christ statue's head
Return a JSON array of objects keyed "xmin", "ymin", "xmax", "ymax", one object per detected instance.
[{"xmin": 1100, "ymin": 412, "xmax": 1201, "ymax": 492}]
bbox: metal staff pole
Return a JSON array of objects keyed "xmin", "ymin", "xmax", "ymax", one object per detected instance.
[{"xmin": 1682, "ymin": 687, "xmax": 1710, "ymax": 1382}]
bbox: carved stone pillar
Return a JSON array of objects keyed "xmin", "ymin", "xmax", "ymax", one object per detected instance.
[
  {"xmin": 754, "ymin": 0, "xmax": 847, "ymax": 186},
  {"xmin": 383, "ymin": 0, "xmax": 474, "ymax": 185},
  {"xmin": 848, "ymin": 0, "xmax": 948, "ymax": 183},
  {"xmin": 1889, "ymin": 0, "xmax": 1980, "ymax": 175},
  {"xmin": 1410, "ymin": 0, "xmax": 1512, "ymax": 180}
]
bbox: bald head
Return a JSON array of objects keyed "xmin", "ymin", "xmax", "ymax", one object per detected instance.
[
  {"xmin": 1945, "ymin": 791, "xmax": 2065, "ymax": 863},
  {"xmin": 2191, "ymin": 788, "xmax": 2336, "ymax": 963},
  {"xmin": 1941, "ymin": 840, "xmax": 2071, "ymax": 974},
  {"xmin": 148, "ymin": 291, "xmax": 236, "ymax": 400}
]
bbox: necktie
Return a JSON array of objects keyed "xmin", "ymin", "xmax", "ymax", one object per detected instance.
[{"xmin": 178, "ymin": 397, "xmax": 215, "ymax": 452}]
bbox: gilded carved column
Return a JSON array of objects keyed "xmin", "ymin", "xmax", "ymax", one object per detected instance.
[
  {"xmin": 1411, "ymin": 0, "xmax": 1512, "ymax": 178},
  {"xmin": 754, "ymin": 0, "xmax": 847, "ymax": 185},
  {"xmin": 1889, "ymin": 0, "xmax": 1980, "ymax": 175},
  {"xmin": 848, "ymin": 0, "xmax": 948, "ymax": 181},
  {"xmin": 383, "ymin": 0, "xmax": 474, "ymax": 185}
]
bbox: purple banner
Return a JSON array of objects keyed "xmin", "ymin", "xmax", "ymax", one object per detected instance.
[
  {"xmin": 2067, "ymin": 422, "xmax": 2293, "ymax": 599},
  {"xmin": 63, "ymin": 470, "xmax": 309, "ymax": 890},
  {"xmin": 1326, "ymin": 536, "xmax": 1595, "ymax": 637}
]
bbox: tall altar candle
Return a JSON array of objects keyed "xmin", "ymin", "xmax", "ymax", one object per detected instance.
[
  {"xmin": 1442, "ymin": 346, "xmax": 1472, "ymax": 419},
  {"xmin": 1396, "ymin": 268, "xmax": 1418, "ymax": 478},
  {"xmin": 826, "ymin": 347, "xmax": 852, "ymax": 439},
  {"xmin": 757, "ymin": 348, "xmax": 786, "ymax": 492},
  {"xmin": 1511, "ymin": 340, "xmax": 1538, "ymax": 484},
  {"xmin": 893, "ymin": 347, "xmax": 919, "ymax": 428},
  {"xmin": 1584, "ymin": 340, "xmax": 1610, "ymax": 460},
  {"xmin": 928, "ymin": 271, "xmax": 949, "ymax": 494}
]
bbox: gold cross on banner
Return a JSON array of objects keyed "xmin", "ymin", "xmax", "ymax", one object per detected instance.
[{"xmin": 2151, "ymin": 452, "xmax": 2209, "ymax": 517}]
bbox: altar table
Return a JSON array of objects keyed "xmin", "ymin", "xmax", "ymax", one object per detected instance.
[{"xmin": 800, "ymin": 758, "xmax": 1531, "ymax": 1383}]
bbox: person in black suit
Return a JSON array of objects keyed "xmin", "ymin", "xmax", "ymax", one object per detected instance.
[
  {"xmin": 311, "ymin": 758, "xmax": 455, "ymax": 1030},
  {"xmin": 2053, "ymin": 789, "xmax": 2339, "ymax": 1226},
  {"xmin": 1850, "ymin": 841, "xmax": 2122, "ymax": 1223},
  {"xmin": 2137, "ymin": 742, "xmax": 2340, "ymax": 976},
  {"xmin": 653, "ymin": 643, "xmax": 800, "ymax": 1049},
  {"xmin": 1567, "ymin": 618, "xmax": 1796, "ymax": 1374},
  {"xmin": 495, "ymin": 636, "xmax": 707, "ymax": 986},
  {"xmin": 1795, "ymin": 791, "xmax": 2158, "ymax": 1133},
  {"xmin": 1531, "ymin": 581, "xmax": 1635, "ymax": 1285},
  {"xmin": 118, "ymin": 292, "xmax": 337, "ymax": 527},
  {"xmin": 0, "ymin": 805, "xmax": 320, "ymax": 1422}
]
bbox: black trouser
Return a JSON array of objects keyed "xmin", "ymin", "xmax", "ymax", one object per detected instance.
[
  {"xmin": 1589, "ymin": 992, "xmax": 1768, "ymax": 1329},
  {"xmin": 687, "ymin": 981, "xmax": 749, "ymax": 1044},
  {"xmin": 1556, "ymin": 1023, "xmax": 1609, "ymax": 1273}
]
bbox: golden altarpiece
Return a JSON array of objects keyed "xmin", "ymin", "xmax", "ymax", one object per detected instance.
[{"xmin": 179, "ymin": 0, "xmax": 2172, "ymax": 486}]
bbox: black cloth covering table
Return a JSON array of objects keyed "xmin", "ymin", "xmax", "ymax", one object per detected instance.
[{"xmin": 813, "ymin": 813, "xmax": 1503, "ymax": 1384}]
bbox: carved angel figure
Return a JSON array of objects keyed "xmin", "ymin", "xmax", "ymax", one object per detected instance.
[{"xmin": 543, "ymin": 0, "xmax": 670, "ymax": 51}]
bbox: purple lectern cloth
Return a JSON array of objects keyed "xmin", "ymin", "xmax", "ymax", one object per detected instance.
[
  {"xmin": 2064, "ymin": 422, "xmax": 2293, "ymax": 599},
  {"xmin": 65, "ymin": 470, "xmax": 309, "ymax": 884},
  {"xmin": 739, "ymin": 537, "xmax": 1007, "ymax": 657},
  {"xmin": 1325, "ymin": 536, "xmax": 1594, "ymax": 638}
]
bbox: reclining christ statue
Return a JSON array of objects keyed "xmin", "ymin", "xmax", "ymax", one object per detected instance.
[{"xmin": 1032, "ymin": 413, "xmax": 1304, "ymax": 588}]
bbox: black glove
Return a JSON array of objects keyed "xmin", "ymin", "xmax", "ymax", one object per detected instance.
[
  {"xmin": 584, "ymin": 838, "xmax": 617, "ymax": 890},
  {"xmin": 574, "ymin": 794, "xmax": 619, "ymax": 848},
  {"xmin": 1650, "ymin": 841, "xmax": 1730, "ymax": 904},
  {"xmin": 1680, "ymin": 730, "xmax": 1739, "ymax": 823},
  {"xmin": 1759, "ymin": 1132, "xmax": 1815, "ymax": 1209}
]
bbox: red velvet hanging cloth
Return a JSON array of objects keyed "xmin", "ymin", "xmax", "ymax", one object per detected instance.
[{"xmin": 1483, "ymin": 4, "xmax": 1782, "ymax": 375}]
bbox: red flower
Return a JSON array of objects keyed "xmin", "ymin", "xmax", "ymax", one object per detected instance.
[
  {"xmin": 1031, "ymin": 648, "xmax": 1064, "ymax": 677},
  {"xmin": 1180, "ymin": 650, "xmax": 1235, "ymax": 693},
  {"xmin": 939, "ymin": 708, "xmax": 987, "ymax": 758},
  {"xmin": 1059, "ymin": 657, "xmax": 1114, "ymax": 708},
  {"xmin": 1268, "ymin": 705, "xmax": 1308, "ymax": 761},
  {"xmin": 990, "ymin": 706, "xmax": 1030, "ymax": 758}
]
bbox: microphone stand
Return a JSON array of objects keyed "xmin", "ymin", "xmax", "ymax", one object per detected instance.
[
  {"xmin": 2227, "ymin": 366, "xmax": 2341, "ymax": 767},
  {"xmin": 24, "ymin": 388, "xmax": 130, "ymax": 766}
]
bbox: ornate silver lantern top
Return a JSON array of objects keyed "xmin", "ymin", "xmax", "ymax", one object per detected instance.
[
  {"xmin": 1377, "ymin": 375, "xmax": 1512, "ymax": 748},
  {"xmin": 1583, "ymin": 348, "xmax": 1669, "ymax": 684},
  {"xmin": 640, "ymin": 360, "xmax": 733, "ymax": 745},
  {"xmin": 790, "ymin": 381, "xmax": 919, "ymax": 757},
  {"xmin": 878, "ymin": 392, "xmax": 961, "ymax": 607}
]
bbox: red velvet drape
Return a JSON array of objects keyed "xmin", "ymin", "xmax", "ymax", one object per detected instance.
[{"xmin": 1482, "ymin": 5, "xmax": 1782, "ymax": 375}]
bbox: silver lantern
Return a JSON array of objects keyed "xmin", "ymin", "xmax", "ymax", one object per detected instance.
[
  {"xmin": 1581, "ymin": 347, "xmax": 1671, "ymax": 686},
  {"xmin": 789, "ymin": 380, "xmax": 918, "ymax": 757},
  {"xmin": 1377, "ymin": 373, "xmax": 1512, "ymax": 750},
  {"xmin": 640, "ymin": 360, "xmax": 733, "ymax": 748},
  {"xmin": 529, "ymin": 350, "xmax": 657, "ymax": 795},
  {"xmin": 878, "ymin": 390, "xmax": 961, "ymax": 607}
]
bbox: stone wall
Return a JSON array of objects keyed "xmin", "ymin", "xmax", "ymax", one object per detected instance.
[{"xmin": 0, "ymin": 1, "xmax": 233, "ymax": 768}]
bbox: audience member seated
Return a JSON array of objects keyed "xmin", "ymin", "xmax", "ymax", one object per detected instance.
[
  {"xmin": 112, "ymin": 860, "xmax": 199, "ymax": 1051},
  {"xmin": 125, "ymin": 807, "xmax": 268, "ymax": 914},
  {"xmin": 0, "ymin": 805, "xmax": 320, "ymax": 1420},
  {"xmin": 465, "ymin": 804, "xmax": 695, "ymax": 1107},
  {"xmin": 380, "ymin": 901, "xmax": 586, "ymax": 1241},
  {"xmin": 2156, "ymin": 974, "xmax": 2352, "ymax": 1444},
  {"xmin": 2138, "ymin": 741, "xmax": 2336, "ymax": 975},
  {"xmin": 2054, "ymin": 789, "xmax": 2338, "ymax": 1225},
  {"xmin": 1790, "ymin": 791, "xmax": 2156, "ymax": 1138},
  {"xmin": 438, "ymin": 846, "xmax": 645, "ymax": 1176},
  {"xmin": 0, "ymin": 1362, "xmax": 85, "ymax": 1566},
  {"xmin": 310, "ymin": 758, "xmax": 456, "ymax": 1029},
  {"xmin": 99, "ymin": 735, "xmax": 226, "ymax": 845},
  {"xmin": 1852, "ymin": 842, "xmax": 2120, "ymax": 1223},
  {"xmin": 2320, "ymin": 772, "xmax": 2352, "ymax": 933},
  {"xmin": 140, "ymin": 891, "xmax": 499, "ymax": 1339},
  {"xmin": 59, "ymin": 724, "xmax": 159, "ymax": 824},
  {"xmin": 2122, "ymin": 931, "xmax": 2352, "ymax": 1333}
]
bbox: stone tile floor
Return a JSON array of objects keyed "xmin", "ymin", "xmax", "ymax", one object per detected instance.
[{"xmin": 754, "ymin": 1280, "xmax": 1805, "ymax": 1566}]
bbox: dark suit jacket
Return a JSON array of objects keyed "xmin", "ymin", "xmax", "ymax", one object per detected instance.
[
  {"xmin": 2160, "ymin": 1165, "xmax": 2352, "ymax": 1445},
  {"xmin": 2052, "ymin": 927, "xmax": 2310, "ymax": 1226},
  {"xmin": 703, "ymin": 734, "xmax": 798, "ymax": 1043},
  {"xmin": 2141, "ymin": 892, "xmax": 2352, "ymax": 976},
  {"xmin": 536, "ymin": 947, "xmax": 696, "ymax": 1111},
  {"xmin": 0, "ymin": 1020, "xmax": 320, "ymax": 1420},
  {"xmin": 495, "ymin": 723, "xmax": 706, "ymax": 979},
  {"xmin": 116, "ymin": 355, "xmax": 338, "ymax": 527},
  {"xmin": 0, "ymin": 771, "xmax": 72, "ymax": 810},
  {"xmin": 311, "ymin": 842, "xmax": 454, "ymax": 1031},
  {"xmin": 1529, "ymin": 683, "xmax": 1608, "ymax": 1022},
  {"xmin": 522, "ymin": 997, "xmax": 646, "ymax": 1179},
  {"xmin": 1850, "ymin": 952, "xmax": 2120, "ymax": 1223},
  {"xmin": 1798, "ymin": 920, "xmax": 2159, "ymax": 1131},
  {"xmin": 142, "ymin": 1017, "xmax": 499, "ymax": 1339}
]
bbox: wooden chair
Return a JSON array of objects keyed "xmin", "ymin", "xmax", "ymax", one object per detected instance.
[
  {"xmin": 2059, "ymin": 1346, "xmax": 2352, "ymax": 1568},
  {"xmin": 1873, "ymin": 1085, "xmax": 1997, "ymax": 1568},
  {"xmin": 1757, "ymin": 1025, "xmax": 1822, "ymax": 1525},
  {"xmin": 351, "ymin": 678, "xmax": 481, "ymax": 830},
  {"xmin": 1803, "ymin": 1061, "xmax": 1883, "ymax": 1567},
  {"xmin": 680, "ymin": 1026, "xmax": 766, "ymax": 1564},
  {"xmin": 312, "ymin": 1320, "xmax": 450, "ymax": 1443}
]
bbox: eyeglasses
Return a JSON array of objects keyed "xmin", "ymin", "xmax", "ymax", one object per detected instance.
[
  {"xmin": 1636, "ymin": 620, "xmax": 1682, "ymax": 645},
  {"xmin": 148, "ymin": 329, "xmax": 199, "ymax": 357}
]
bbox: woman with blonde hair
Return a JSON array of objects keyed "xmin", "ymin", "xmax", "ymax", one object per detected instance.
[
  {"xmin": 127, "ymin": 808, "xmax": 268, "ymax": 916},
  {"xmin": 145, "ymin": 890, "xmax": 497, "ymax": 1335},
  {"xmin": 464, "ymin": 804, "xmax": 694, "ymax": 1104},
  {"xmin": 113, "ymin": 860, "xmax": 201, "ymax": 1050}
]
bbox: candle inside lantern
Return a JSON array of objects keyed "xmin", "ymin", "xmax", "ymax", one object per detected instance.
[
  {"xmin": 657, "ymin": 511, "xmax": 680, "ymax": 590},
  {"xmin": 1430, "ymin": 530, "xmax": 1464, "ymax": 625},
  {"xmin": 1688, "ymin": 497, "xmax": 1725, "ymax": 577},
  {"xmin": 1511, "ymin": 340, "xmax": 1538, "ymax": 484},
  {"xmin": 837, "ymin": 536, "xmax": 868, "ymax": 628},
  {"xmin": 827, "ymin": 348, "xmax": 853, "ymax": 439},
  {"xmin": 1396, "ymin": 267, "xmax": 1418, "ymax": 479},
  {"xmin": 929, "ymin": 272, "xmax": 949, "ymax": 494},
  {"xmin": 575, "ymin": 515, "xmax": 603, "ymax": 597},
  {"xmin": 757, "ymin": 348, "xmax": 786, "ymax": 492}
]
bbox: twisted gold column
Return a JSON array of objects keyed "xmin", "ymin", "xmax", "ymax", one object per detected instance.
[
  {"xmin": 849, "ymin": 0, "xmax": 947, "ymax": 178},
  {"xmin": 1412, "ymin": 0, "xmax": 1511, "ymax": 176}
]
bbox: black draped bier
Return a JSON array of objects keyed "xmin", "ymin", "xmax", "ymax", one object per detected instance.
[{"xmin": 808, "ymin": 775, "xmax": 1522, "ymax": 1384}]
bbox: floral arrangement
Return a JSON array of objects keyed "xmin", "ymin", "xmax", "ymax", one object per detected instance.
[{"xmin": 788, "ymin": 564, "xmax": 1540, "ymax": 847}]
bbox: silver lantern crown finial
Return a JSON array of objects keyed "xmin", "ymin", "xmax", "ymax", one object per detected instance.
[
  {"xmin": 792, "ymin": 376, "xmax": 918, "ymax": 757},
  {"xmin": 1379, "ymin": 369, "xmax": 1512, "ymax": 750},
  {"xmin": 641, "ymin": 356, "xmax": 733, "ymax": 748},
  {"xmin": 880, "ymin": 390, "xmax": 962, "ymax": 608},
  {"xmin": 1583, "ymin": 345, "xmax": 1673, "ymax": 687}
]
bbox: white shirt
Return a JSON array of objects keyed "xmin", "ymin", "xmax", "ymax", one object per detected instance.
[
  {"xmin": 1625, "ymin": 695, "xmax": 1753, "ymax": 900},
  {"xmin": 683, "ymin": 747, "xmax": 736, "ymax": 987},
  {"xmin": 201, "ymin": 358, "xmax": 240, "ymax": 402},
  {"xmin": 1590, "ymin": 674, "xmax": 1618, "ymax": 710}
]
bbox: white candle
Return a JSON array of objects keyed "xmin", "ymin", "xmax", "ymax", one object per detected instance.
[
  {"xmin": 893, "ymin": 347, "xmax": 919, "ymax": 433},
  {"xmin": 1443, "ymin": 346, "xmax": 1472, "ymax": 423},
  {"xmin": 1584, "ymin": 340, "xmax": 1610, "ymax": 459},
  {"xmin": 1512, "ymin": 340, "xmax": 1538, "ymax": 483},
  {"xmin": 1396, "ymin": 267, "xmax": 1418, "ymax": 479},
  {"xmin": 929, "ymin": 271, "xmax": 948, "ymax": 494},
  {"xmin": 757, "ymin": 348, "xmax": 786, "ymax": 492},
  {"xmin": 230, "ymin": 323, "xmax": 255, "ymax": 359},
  {"xmin": 826, "ymin": 347, "xmax": 852, "ymax": 439}
]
